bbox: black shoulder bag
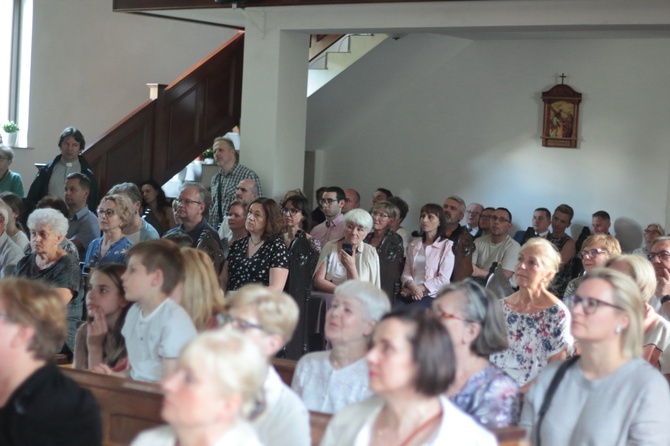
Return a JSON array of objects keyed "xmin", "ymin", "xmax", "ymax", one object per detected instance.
[{"xmin": 535, "ymin": 355, "xmax": 580, "ymax": 446}]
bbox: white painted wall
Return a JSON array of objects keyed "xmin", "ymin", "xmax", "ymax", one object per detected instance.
[
  {"xmin": 307, "ymin": 33, "xmax": 670, "ymax": 251},
  {"xmin": 14, "ymin": 0, "xmax": 237, "ymax": 193}
]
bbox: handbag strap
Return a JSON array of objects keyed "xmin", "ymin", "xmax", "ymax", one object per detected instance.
[{"xmin": 535, "ymin": 355, "xmax": 580, "ymax": 446}]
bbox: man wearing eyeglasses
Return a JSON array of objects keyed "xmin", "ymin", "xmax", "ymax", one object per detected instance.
[
  {"xmin": 472, "ymin": 207, "xmax": 521, "ymax": 285},
  {"xmin": 464, "ymin": 202, "xmax": 484, "ymax": 238},
  {"xmin": 648, "ymin": 236, "xmax": 670, "ymax": 321},
  {"xmin": 310, "ymin": 187, "xmax": 346, "ymax": 247},
  {"xmin": 164, "ymin": 182, "xmax": 223, "ymax": 250}
]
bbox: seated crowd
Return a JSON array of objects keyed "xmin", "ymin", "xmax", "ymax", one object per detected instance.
[{"xmin": 2, "ymin": 128, "xmax": 670, "ymax": 445}]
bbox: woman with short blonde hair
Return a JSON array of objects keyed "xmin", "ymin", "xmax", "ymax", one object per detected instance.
[{"xmin": 84, "ymin": 194, "xmax": 134, "ymax": 267}]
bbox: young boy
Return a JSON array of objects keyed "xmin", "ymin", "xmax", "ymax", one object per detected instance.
[{"xmin": 93, "ymin": 240, "xmax": 197, "ymax": 382}]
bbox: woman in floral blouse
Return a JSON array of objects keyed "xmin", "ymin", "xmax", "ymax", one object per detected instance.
[
  {"xmin": 433, "ymin": 279, "xmax": 520, "ymax": 428},
  {"xmin": 490, "ymin": 238, "xmax": 573, "ymax": 391}
]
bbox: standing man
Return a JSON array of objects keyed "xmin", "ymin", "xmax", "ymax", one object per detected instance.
[
  {"xmin": 107, "ymin": 182, "xmax": 159, "ymax": 244},
  {"xmin": 64, "ymin": 172, "xmax": 100, "ymax": 259},
  {"xmin": 218, "ymin": 178, "xmax": 260, "ymax": 240},
  {"xmin": 464, "ymin": 202, "xmax": 484, "ymax": 237},
  {"xmin": 27, "ymin": 127, "xmax": 99, "ymax": 215},
  {"xmin": 472, "ymin": 207, "xmax": 521, "ymax": 283},
  {"xmin": 165, "ymin": 182, "xmax": 223, "ymax": 250},
  {"xmin": 209, "ymin": 137, "xmax": 262, "ymax": 230},
  {"xmin": 343, "ymin": 189, "xmax": 361, "ymax": 213},
  {"xmin": 310, "ymin": 186, "xmax": 346, "ymax": 247}
]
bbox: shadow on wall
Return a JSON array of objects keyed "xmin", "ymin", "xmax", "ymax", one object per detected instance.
[{"xmin": 614, "ymin": 218, "xmax": 643, "ymax": 253}]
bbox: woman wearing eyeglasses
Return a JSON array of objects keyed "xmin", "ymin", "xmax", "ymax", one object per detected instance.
[
  {"xmin": 221, "ymin": 198, "xmax": 289, "ymax": 292},
  {"xmin": 84, "ymin": 194, "xmax": 134, "ymax": 268},
  {"xmin": 563, "ymin": 234, "xmax": 622, "ymax": 300},
  {"xmin": 520, "ymin": 268, "xmax": 670, "ymax": 445},
  {"xmin": 490, "ymin": 238, "xmax": 572, "ymax": 390},
  {"xmin": 281, "ymin": 194, "xmax": 321, "ymax": 253},
  {"xmin": 433, "ymin": 280, "xmax": 520, "ymax": 428},
  {"xmin": 633, "ymin": 223, "xmax": 665, "ymax": 257},
  {"xmin": 364, "ymin": 201, "xmax": 403, "ymax": 250}
]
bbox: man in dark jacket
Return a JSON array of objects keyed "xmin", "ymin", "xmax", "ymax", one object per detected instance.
[{"xmin": 26, "ymin": 127, "xmax": 99, "ymax": 217}]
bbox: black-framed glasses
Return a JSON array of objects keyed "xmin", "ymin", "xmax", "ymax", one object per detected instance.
[
  {"xmin": 97, "ymin": 208, "xmax": 116, "ymax": 217},
  {"xmin": 648, "ymin": 251, "xmax": 670, "ymax": 262},
  {"xmin": 566, "ymin": 295, "xmax": 624, "ymax": 315},
  {"xmin": 175, "ymin": 198, "xmax": 202, "ymax": 206},
  {"xmin": 579, "ymin": 248, "xmax": 608, "ymax": 259},
  {"xmin": 280, "ymin": 207, "xmax": 300, "ymax": 216},
  {"xmin": 319, "ymin": 198, "xmax": 339, "ymax": 205},
  {"xmin": 490, "ymin": 216, "xmax": 510, "ymax": 224},
  {"xmin": 220, "ymin": 314, "xmax": 266, "ymax": 332}
]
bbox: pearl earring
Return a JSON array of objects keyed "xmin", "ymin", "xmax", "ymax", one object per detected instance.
[{"xmin": 615, "ymin": 325, "xmax": 622, "ymax": 334}]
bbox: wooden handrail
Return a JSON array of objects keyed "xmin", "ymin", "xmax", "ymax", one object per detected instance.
[
  {"xmin": 82, "ymin": 32, "xmax": 244, "ymax": 195},
  {"xmin": 309, "ymin": 34, "xmax": 345, "ymax": 61}
]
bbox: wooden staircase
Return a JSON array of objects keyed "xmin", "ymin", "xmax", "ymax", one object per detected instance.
[{"xmin": 82, "ymin": 32, "xmax": 244, "ymax": 195}]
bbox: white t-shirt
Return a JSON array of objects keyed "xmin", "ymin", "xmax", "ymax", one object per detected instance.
[
  {"xmin": 291, "ymin": 350, "xmax": 372, "ymax": 414},
  {"xmin": 121, "ymin": 298, "xmax": 197, "ymax": 382},
  {"xmin": 473, "ymin": 234, "xmax": 521, "ymax": 272}
]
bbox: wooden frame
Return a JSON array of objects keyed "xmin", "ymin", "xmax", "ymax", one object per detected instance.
[{"xmin": 541, "ymin": 82, "xmax": 582, "ymax": 149}]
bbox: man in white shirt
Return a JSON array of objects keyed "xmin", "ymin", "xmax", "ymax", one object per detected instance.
[
  {"xmin": 464, "ymin": 202, "xmax": 483, "ymax": 237},
  {"xmin": 472, "ymin": 207, "xmax": 521, "ymax": 284}
]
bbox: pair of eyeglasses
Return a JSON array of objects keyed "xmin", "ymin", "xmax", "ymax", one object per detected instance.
[
  {"xmin": 320, "ymin": 198, "xmax": 339, "ymax": 205},
  {"xmin": 433, "ymin": 308, "xmax": 470, "ymax": 322},
  {"xmin": 479, "ymin": 215, "xmax": 492, "ymax": 220},
  {"xmin": 97, "ymin": 209, "xmax": 116, "ymax": 217},
  {"xmin": 490, "ymin": 216, "xmax": 510, "ymax": 224},
  {"xmin": 175, "ymin": 198, "xmax": 202, "ymax": 206},
  {"xmin": 565, "ymin": 295, "xmax": 623, "ymax": 315},
  {"xmin": 371, "ymin": 211, "xmax": 390, "ymax": 219},
  {"xmin": 280, "ymin": 208, "xmax": 300, "ymax": 216},
  {"xmin": 465, "ymin": 210, "xmax": 481, "ymax": 216},
  {"xmin": 220, "ymin": 314, "xmax": 266, "ymax": 332},
  {"xmin": 578, "ymin": 248, "xmax": 608, "ymax": 259},
  {"xmin": 644, "ymin": 229, "xmax": 663, "ymax": 235},
  {"xmin": 648, "ymin": 251, "xmax": 670, "ymax": 262}
]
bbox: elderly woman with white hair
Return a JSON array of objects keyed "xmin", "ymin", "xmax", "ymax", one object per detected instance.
[
  {"xmin": 313, "ymin": 209, "xmax": 381, "ymax": 291},
  {"xmin": 292, "ymin": 280, "xmax": 390, "ymax": 413},
  {"xmin": 520, "ymin": 268, "xmax": 670, "ymax": 445},
  {"xmin": 132, "ymin": 330, "xmax": 267, "ymax": 446},
  {"xmin": 607, "ymin": 254, "xmax": 670, "ymax": 382},
  {"xmin": 490, "ymin": 238, "xmax": 572, "ymax": 390}
]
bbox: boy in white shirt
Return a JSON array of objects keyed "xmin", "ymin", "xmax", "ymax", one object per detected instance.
[{"xmin": 92, "ymin": 240, "xmax": 197, "ymax": 382}]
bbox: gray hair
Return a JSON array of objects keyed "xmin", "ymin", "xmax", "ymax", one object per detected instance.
[
  {"xmin": 0, "ymin": 146, "xmax": 14, "ymax": 160},
  {"xmin": 334, "ymin": 280, "xmax": 390, "ymax": 323},
  {"xmin": 435, "ymin": 279, "xmax": 508, "ymax": 356},
  {"xmin": 651, "ymin": 235, "xmax": 670, "ymax": 249},
  {"xmin": 179, "ymin": 330, "xmax": 266, "ymax": 419},
  {"xmin": 180, "ymin": 182, "xmax": 207, "ymax": 204},
  {"xmin": 344, "ymin": 208, "xmax": 373, "ymax": 233},
  {"xmin": 446, "ymin": 195, "xmax": 466, "ymax": 213},
  {"xmin": 520, "ymin": 237, "xmax": 561, "ymax": 286},
  {"xmin": 107, "ymin": 182, "xmax": 142, "ymax": 205},
  {"xmin": 27, "ymin": 208, "xmax": 69, "ymax": 237}
]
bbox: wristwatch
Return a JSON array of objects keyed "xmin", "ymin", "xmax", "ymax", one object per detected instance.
[{"xmin": 661, "ymin": 295, "xmax": 670, "ymax": 305}]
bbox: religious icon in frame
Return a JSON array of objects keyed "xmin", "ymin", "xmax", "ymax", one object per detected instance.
[{"xmin": 541, "ymin": 76, "xmax": 582, "ymax": 148}]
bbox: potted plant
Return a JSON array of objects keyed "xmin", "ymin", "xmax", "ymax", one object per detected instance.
[{"xmin": 2, "ymin": 121, "xmax": 19, "ymax": 147}]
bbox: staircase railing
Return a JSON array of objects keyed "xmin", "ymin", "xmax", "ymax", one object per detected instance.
[{"xmin": 82, "ymin": 31, "xmax": 244, "ymax": 194}]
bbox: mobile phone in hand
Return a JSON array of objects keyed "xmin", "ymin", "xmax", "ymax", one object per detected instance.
[{"xmin": 342, "ymin": 243, "xmax": 353, "ymax": 256}]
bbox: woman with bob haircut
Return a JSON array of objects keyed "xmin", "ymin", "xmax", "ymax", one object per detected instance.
[
  {"xmin": 433, "ymin": 280, "xmax": 520, "ymax": 427},
  {"xmin": 521, "ymin": 268, "xmax": 670, "ymax": 445},
  {"xmin": 282, "ymin": 194, "xmax": 321, "ymax": 253},
  {"xmin": 490, "ymin": 238, "xmax": 572, "ymax": 389},
  {"xmin": 633, "ymin": 223, "xmax": 665, "ymax": 257},
  {"xmin": 564, "ymin": 234, "xmax": 622, "ymax": 299},
  {"xmin": 363, "ymin": 201, "xmax": 403, "ymax": 250},
  {"xmin": 321, "ymin": 307, "xmax": 496, "ymax": 446},
  {"xmin": 172, "ymin": 247, "xmax": 226, "ymax": 331},
  {"xmin": 607, "ymin": 254, "xmax": 670, "ymax": 381},
  {"xmin": 222, "ymin": 197, "xmax": 289, "ymax": 292},
  {"xmin": 292, "ymin": 280, "xmax": 390, "ymax": 414},
  {"xmin": 313, "ymin": 208, "xmax": 381, "ymax": 292},
  {"xmin": 132, "ymin": 330, "xmax": 267, "ymax": 446},
  {"xmin": 0, "ymin": 278, "xmax": 102, "ymax": 445},
  {"xmin": 223, "ymin": 285, "xmax": 310, "ymax": 446},
  {"xmin": 85, "ymin": 194, "xmax": 134, "ymax": 267},
  {"xmin": 400, "ymin": 203, "xmax": 455, "ymax": 307}
]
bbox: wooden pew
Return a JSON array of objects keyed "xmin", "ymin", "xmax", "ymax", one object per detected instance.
[{"xmin": 62, "ymin": 368, "xmax": 163, "ymax": 446}]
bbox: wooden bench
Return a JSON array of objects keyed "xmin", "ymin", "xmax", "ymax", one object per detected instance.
[{"xmin": 64, "ymin": 364, "xmax": 527, "ymax": 446}]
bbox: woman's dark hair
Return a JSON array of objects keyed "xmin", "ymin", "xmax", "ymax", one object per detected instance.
[
  {"xmin": 282, "ymin": 195, "xmax": 311, "ymax": 232},
  {"xmin": 380, "ymin": 307, "xmax": 455, "ymax": 396},
  {"xmin": 140, "ymin": 179, "xmax": 171, "ymax": 209},
  {"xmin": 419, "ymin": 203, "xmax": 448, "ymax": 243},
  {"xmin": 0, "ymin": 191, "xmax": 24, "ymax": 231},
  {"xmin": 58, "ymin": 127, "xmax": 85, "ymax": 152},
  {"xmin": 89, "ymin": 263, "xmax": 129, "ymax": 368},
  {"xmin": 248, "ymin": 198, "xmax": 284, "ymax": 241},
  {"xmin": 435, "ymin": 279, "xmax": 509, "ymax": 356},
  {"xmin": 36, "ymin": 195, "xmax": 69, "ymax": 219}
]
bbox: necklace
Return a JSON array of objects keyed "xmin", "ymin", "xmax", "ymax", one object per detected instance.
[
  {"xmin": 376, "ymin": 405, "xmax": 443, "ymax": 446},
  {"xmin": 250, "ymin": 237, "xmax": 263, "ymax": 246}
]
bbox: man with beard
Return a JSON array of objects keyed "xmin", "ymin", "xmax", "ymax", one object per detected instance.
[
  {"xmin": 442, "ymin": 195, "xmax": 475, "ymax": 281},
  {"xmin": 472, "ymin": 207, "xmax": 521, "ymax": 284}
]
